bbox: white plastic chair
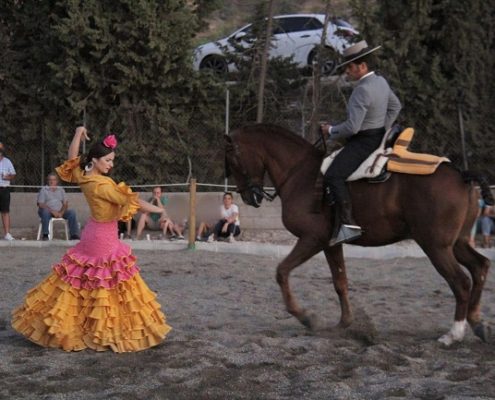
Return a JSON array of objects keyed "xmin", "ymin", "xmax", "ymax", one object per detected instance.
[{"xmin": 37, "ymin": 217, "xmax": 69, "ymax": 240}]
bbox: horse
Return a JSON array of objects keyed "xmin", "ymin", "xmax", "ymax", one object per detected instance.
[{"xmin": 224, "ymin": 123, "xmax": 493, "ymax": 346}]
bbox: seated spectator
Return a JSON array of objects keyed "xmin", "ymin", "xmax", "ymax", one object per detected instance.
[
  {"xmin": 213, "ymin": 192, "xmax": 241, "ymax": 243},
  {"xmin": 469, "ymin": 198, "xmax": 483, "ymax": 248},
  {"xmin": 118, "ymin": 218, "xmax": 135, "ymax": 239},
  {"xmin": 196, "ymin": 221, "xmax": 213, "ymax": 242},
  {"xmin": 136, "ymin": 186, "xmax": 184, "ymax": 240},
  {"xmin": 480, "ymin": 199, "xmax": 494, "ymax": 248},
  {"xmin": 37, "ymin": 173, "xmax": 80, "ymax": 240}
]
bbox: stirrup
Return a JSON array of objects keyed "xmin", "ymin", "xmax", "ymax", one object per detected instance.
[{"xmin": 329, "ymin": 224, "xmax": 362, "ymax": 247}]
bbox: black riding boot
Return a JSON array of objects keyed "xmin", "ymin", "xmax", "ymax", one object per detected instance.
[
  {"xmin": 340, "ymin": 201, "xmax": 359, "ymax": 227},
  {"xmin": 329, "ymin": 200, "xmax": 362, "ymax": 246},
  {"xmin": 325, "ymin": 176, "xmax": 362, "ymax": 247}
]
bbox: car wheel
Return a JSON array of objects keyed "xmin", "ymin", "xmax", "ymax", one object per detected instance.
[
  {"xmin": 308, "ymin": 47, "xmax": 339, "ymax": 76},
  {"xmin": 199, "ymin": 55, "xmax": 228, "ymax": 75}
]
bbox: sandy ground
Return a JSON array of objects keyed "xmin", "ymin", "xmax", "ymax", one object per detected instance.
[{"xmin": 1, "ymin": 247, "xmax": 495, "ymax": 400}]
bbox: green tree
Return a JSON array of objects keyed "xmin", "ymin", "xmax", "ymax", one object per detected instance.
[
  {"xmin": 0, "ymin": 0, "xmax": 226, "ymax": 187},
  {"xmin": 212, "ymin": 1, "xmax": 307, "ymax": 128},
  {"xmin": 0, "ymin": 0, "xmax": 62, "ymax": 185},
  {"xmin": 350, "ymin": 0, "xmax": 495, "ymax": 179}
]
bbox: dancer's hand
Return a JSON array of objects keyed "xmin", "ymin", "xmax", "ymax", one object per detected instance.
[{"xmin": 75, "ymin": 126, "xmax": 90, "ymax": 142}]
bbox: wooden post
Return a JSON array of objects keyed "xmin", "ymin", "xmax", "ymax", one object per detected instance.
[
  {"xmin": 256, "ymin": 0, "xmax": 275, "ymax": 123},
  {"xmin": 188, "ymin": 178, "xmax": 197, "ymax": 250},
  {"xmin": 309, "ymin": 0, "xmax": 332, "ymax": 143}
]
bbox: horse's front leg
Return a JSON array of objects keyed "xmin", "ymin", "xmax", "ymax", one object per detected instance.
[
  {"xmin": 323, "ymin": 245, "xmax": 353, "ymax": 328},
  {"xmin": 276, "ymin": 238, "xmax": 322, "ymax": 329}
]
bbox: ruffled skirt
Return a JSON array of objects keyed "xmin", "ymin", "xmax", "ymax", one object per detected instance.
[{"xmin": 12, "ymin": 219, "xmax": 171, "ymax": 352}]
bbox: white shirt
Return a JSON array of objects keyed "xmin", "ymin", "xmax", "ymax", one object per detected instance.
[
  {"xmin": 221, "ymin": 204, "xmax": 240, "ymax": 226},
  {"xmin": 0, "ymin": 157, "xmax": 16, "ymax": 187}
]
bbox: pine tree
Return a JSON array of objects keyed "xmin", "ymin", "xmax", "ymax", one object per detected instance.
[
  {"xmin": 0, "ymin": 0, "xmax": 226, "ymax": 186},
  {"xmin": 350, "ymin": 0, "xmax": 495, "ymax": 178}
]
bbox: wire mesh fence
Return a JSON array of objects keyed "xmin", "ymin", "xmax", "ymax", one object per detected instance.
[{"xmin": 4, "ymin": 77, "xmax": 494, "ymax": 193}]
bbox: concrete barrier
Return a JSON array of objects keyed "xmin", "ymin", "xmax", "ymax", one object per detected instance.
[{"xmin": 9, "ymin": 191, "xmax": 285, "ymax": 231}]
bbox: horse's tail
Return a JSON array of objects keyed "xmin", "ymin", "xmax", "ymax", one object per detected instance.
[{"xmin": 461, "ymin": 171, "xmax": 494, "ymax": 206}]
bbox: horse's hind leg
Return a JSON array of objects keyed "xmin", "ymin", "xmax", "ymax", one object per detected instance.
[
  {"xmin": 276, "ymin": 239, "xmax": 322, "ymax": 330},
  {"xmin": 420, "ymin": 244, "xmax": 472, "ymax": 345},
  {"xmin": 453, "ymin": 238, "xmax": 491, "ymax": 342},
  {"xmin": 323, "ymin": 246, "xmax": 353, "ymax": 328}
]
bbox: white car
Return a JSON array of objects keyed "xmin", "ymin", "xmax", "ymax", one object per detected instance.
[{"xmin": 193, "ymin": 14, "xmax": 358, "ymax": 75}]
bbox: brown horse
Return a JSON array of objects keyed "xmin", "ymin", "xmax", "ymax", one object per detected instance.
[{"xmin": 225, "ymin": 123, "xmax": 493, "ymax": 345}]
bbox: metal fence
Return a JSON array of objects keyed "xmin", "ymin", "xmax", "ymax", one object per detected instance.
[{"xmin": 6, "ymin": 77, "xmax": 494, "ymax": 192}]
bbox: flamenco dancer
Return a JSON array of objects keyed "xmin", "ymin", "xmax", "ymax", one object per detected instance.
[{"xmin": 12, "ymin": 126, "xmax": 171, "ymax": 352}]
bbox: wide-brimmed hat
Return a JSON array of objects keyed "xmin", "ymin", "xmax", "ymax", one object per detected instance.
[{"xmin": 337, "ymin": 40, "xmax": 381, "ymax": 70}]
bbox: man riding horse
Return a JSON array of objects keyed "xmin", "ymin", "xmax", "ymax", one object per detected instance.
[{"xmin": 321, "ymin": 41, "xmax": 402, "ymax": 246}]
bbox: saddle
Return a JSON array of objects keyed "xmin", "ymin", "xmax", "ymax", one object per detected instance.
[{"xmin": 320, "ymin": 126, "xmax": 450, "ymax": 181}]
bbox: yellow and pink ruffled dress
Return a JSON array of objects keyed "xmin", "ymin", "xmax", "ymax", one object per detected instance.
[{"xmin": 12, "ymin": 157, "xmax": 171, "ymax": 352}]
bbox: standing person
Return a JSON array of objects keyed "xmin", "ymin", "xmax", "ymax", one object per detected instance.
[
  {"xmin": 0, "ymin": 142, "xmax": 16, "ymax": 240},
  {"xmin": 12, "ymin": 127, "xmax": 171, "ymax": 352},
  {"xmin": 37, "ymin": 172, "xmax": 80, "ymax": 240},
  {"xmin": 0, "ymin": 142, "xmax": 16, "ymax": 241},
  {"xmin": 320, "ymin": 40, "xmax": 401, "ymax": 246},
  {"xmin": 213, "ymin": 192, "xmax": 241, "ymax": 242}
]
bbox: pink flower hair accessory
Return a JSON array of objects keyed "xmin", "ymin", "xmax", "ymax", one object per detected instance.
[{"xmin": 102, "ymin": 134, "xmax": 118, "ymax": 149}]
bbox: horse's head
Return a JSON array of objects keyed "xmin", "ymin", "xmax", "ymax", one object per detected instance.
[{"xmin": 224, "ymin": 134, "xmax": 268, "ymax": 208}]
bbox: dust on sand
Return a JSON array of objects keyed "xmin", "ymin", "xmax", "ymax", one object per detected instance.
[{"xmin": 0, "ymin": 248, "xmax": 494, "ymax": 400}]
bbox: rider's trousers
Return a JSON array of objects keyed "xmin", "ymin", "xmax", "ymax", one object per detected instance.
[{"xmin": 324, "ymin": 128, "xmax": 385, "ymax": 205}]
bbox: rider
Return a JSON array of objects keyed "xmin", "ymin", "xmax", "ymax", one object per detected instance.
[{"xmin": 320, "ymin": 40, "xmax": 402, "ymax": 246}]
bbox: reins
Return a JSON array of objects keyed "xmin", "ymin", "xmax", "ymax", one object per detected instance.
[{"xmin": 231, "ymin": 140, "xmax": 278, "ymax": 202}]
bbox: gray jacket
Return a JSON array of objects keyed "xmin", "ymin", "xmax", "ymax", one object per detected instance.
[{"xmin": 330, "ymin": 72, "xmax": 401, "ymax": 139}]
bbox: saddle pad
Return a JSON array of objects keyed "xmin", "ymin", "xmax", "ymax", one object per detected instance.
[
  {"xmin": 387, "ymin": 128, "xmax": 450, "ymax": 175},
  {"xmin": 320, "ymin": 129, "xmax": 392, "ymax": 182}
]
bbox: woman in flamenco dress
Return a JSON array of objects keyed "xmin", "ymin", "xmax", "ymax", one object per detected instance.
[{"xmin": 12, "ymin": 126, "xmax": 171, "ymax": 352}]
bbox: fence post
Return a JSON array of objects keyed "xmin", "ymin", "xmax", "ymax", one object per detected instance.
[
  {"xmin": 224, "ymin": 86, "xmax": 230, "ymax": 192},
  {"xmin": 188, "ymin": 178, "xmax": 197, "ymax": 250}
]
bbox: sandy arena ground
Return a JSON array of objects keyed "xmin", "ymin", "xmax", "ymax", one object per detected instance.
[{"xmin": 1, "ymin": 246, "xmax": 494, "ymax": 400}]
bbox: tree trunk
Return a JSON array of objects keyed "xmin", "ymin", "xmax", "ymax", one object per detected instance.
[
  {"xmin": 308, "ymin": 0, "xmax": 332, "ymax": 143},
  {"xmin": 256, "ymin": 0, "xmax": 275, "ymax": 123}
]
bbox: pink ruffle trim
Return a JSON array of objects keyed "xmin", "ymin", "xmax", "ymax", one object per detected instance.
[{"xmin": 53, "ymin": 247, "xmax": 140, "ymax": 290}]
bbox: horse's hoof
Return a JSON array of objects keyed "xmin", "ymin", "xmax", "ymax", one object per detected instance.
[
  {"xmin": 299, "ymin": 311, "xmax": 317, "ymax": 330},
  {"xmin": 337, "ymin": 319, "xmax": 353, "ymax": 329},
  {"xmin": 472, "ymin": 322, "xmax": 491, "ymax": 343},
  {"xmin": 438, "ymin": 333, "xmax": 456, "ymax": 346}
]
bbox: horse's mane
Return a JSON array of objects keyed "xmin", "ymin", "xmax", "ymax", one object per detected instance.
[{"xmin": 233, "ymin": 123, "xmax": 318, "ymax": 153}]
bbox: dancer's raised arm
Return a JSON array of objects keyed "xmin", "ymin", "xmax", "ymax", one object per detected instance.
[{"xmin": 68, "ymin": 126, "xmax": 90, "ymax": 159}]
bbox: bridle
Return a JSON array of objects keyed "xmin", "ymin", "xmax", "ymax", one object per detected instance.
[
  {"xmin": 227, "ymin": 140, "xmax": 278, "ymax": 203},
  {"xmin": 226, "ymin": 134, "xmax": 322, "ymax": 204}
]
